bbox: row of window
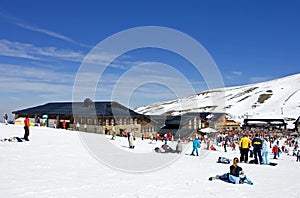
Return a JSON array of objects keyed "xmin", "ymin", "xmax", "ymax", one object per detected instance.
[
  {"xmin": 142, "ymin": 127, "xmax": 155, "ymax": 133},
  {"xmin": 188, "ymin": 118, "xmax": 202, "ymax": 129},
  {"xmin": 75, "ymin": 118, "xmax": 138, "ymax": 126}
]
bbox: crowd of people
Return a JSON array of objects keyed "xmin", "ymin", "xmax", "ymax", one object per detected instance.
[{"xmin": 203, "ymin": 128, "xmax": 300, "ymax": 164}]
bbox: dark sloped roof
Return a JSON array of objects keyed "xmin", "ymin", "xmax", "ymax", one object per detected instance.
[
  {"xmin": 12, "ymin": 101, "xmax": 144, "ymax": 117},
  {"xmin": 295, "ymin": 116, "xmax": 300, "ymax": 125},
  {"xmin": 199, "ymin": 112, "xmax": 225, "ymax": 122},
  {"xmin": 146, "ymin": 114, "xmax": 198, "ymax": 127}
]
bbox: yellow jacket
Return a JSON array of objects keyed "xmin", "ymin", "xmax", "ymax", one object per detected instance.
[{"xmin": 239, "ymin": 136, "xmax": 252, "ymax": 149}]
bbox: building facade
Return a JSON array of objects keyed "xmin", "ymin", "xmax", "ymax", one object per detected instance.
[{"xmin": 12, "ymin": 100, "xmax": 151, "ymax": 137}]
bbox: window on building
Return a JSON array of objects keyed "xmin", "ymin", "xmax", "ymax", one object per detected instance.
[
  {"xmin": 124, "ymin": 119, "xmax": 127, "ymax": 125},
  {"xmin": 106, "ymin": 119, "xmax": 109, "ymax": 126},
  {"xmin": 119, "ymin": 118, "xmax": 123, "ymax": 125},
  {"xmin": 130, "ymin": 118, "xmax": 133, "ymax": 125},
  {"xmin": 134, "ymin": 118, "xmax": 138, "ymax": 125},
  {"xmin": 87, "ymin": 119, "xmax": 92, "ymax": 125},
  {"xmin": 111, "ymin": 119, "xmax": 115, "ymax": 126}
]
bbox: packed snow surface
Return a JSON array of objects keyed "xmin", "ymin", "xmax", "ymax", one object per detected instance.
[{"xmin": 1, "ymin": 125, "xmax": 300, "ymax": 198}]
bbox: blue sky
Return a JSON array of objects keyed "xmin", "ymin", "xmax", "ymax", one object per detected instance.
[{"xmin": 0, "ymin": 0, "xmax": 299, "ymax": 119}]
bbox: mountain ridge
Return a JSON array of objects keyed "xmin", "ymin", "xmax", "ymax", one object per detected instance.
[{"xmin": 135, "ymin": 73, "xmax": 300, "ymax": 124}]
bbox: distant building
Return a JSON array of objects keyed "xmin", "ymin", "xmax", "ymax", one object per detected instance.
[
  {"xmin": 199, "ymin": 112, "xmax": 241, "ymax": 130},
  {"xmin": 156, "ymin": 113, "xmax": 208, "ymax": 139},
  {"xmin": 12, "ymin": 99, "xmax": 151, "ymax": 137},
  {"xmin": 242, "ymin": 118, "xmax": 287, "ymax": 130},
  {"xmin": 154, "ymin": 112, "xmax": 241, "ymax": 139}
]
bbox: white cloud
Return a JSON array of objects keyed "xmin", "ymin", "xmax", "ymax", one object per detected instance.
[
  {"xmin": 0, "ymin": 39, "xmax": 85, "ymax": 62},
  {"xmin": 0, "ymin": 11, "xmax": 91, "ymax": 48},
  {"xmin": 16, "ymin": 23, "xmax": 80, "ymax": 44},
  {"xmin": 0, "ymin": 64, "xmax": 75, "ymax": 95},
  {"xmin": 231, "ymin": 71, "xmax": 243, "ymax": 76},
  {"xmin": 249, "ymin": 76, "xmax": 272, "ymax": 83}
]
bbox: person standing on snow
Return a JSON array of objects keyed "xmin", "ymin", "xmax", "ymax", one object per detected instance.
[
  {"xmin": 224, "ymin": 138, "xmax": 228, "ymax": 152},
  {"xmin": 128, "ymin": 132, "xmax": 135, "ymax": 149},
  {"xmin": 262, "ymin": 137, "xmax": 270, "ymax": 165},
  {"xmin": 239, "ymin": 134, "xmax": 252, "ymax": 163},
  {"xmin": 191, "ymin": 136, "xmax": 201, "ymax": 156},
  {"xmin": 296, "ymin": 150, "xmax": 300, "ymax": 162},
  {"xmin": 272, "ymin": 145, "xmax": 279, "ymax": 159},
  {"xmin": 252, "ymin": 134, "xmax": 263, "ymax": 164},
  {"xmin": 163, "ymin": 134, "xmax": 168, "ymax": 145},
  {"xmin": 3, "ymin": 113, "xmax": 8, "ymax": 125},
  {"xmin": 24, "ymin": 115, "xmax": 30, "ymax": 141}
]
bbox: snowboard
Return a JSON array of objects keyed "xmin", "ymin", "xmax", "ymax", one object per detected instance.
[{"xmin": 269, "ymin": 162, "xmax": 278, "ymax": 166}]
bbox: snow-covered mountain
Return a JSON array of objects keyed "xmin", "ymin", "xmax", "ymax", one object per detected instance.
[{"xmin": 135, "ymin": 73, "xmax": 300, "ymax": 123}]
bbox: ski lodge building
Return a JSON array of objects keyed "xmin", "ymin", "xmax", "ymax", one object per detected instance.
[{"xmin": 12, "ymin": 99, "xmax": 240, "ymax": 138}]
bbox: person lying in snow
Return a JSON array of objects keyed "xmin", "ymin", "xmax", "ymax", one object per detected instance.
[
  {"xmin": 154, "ymin": 144, "xmax": 179, "ymax": 153},
  {"xmin": 0, "ymin": 136, "xmax": 24, "ymax": 142},
  {"xmin": 209, "ymin": 157, "xmax": 253, "ymax": 185}
]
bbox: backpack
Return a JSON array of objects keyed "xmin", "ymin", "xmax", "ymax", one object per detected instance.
[{"xmin": 217, "ymin": 157, "xmax": 230, "ymax": 164}]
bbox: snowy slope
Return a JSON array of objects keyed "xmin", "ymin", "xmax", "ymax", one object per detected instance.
[
  {"xmin": 1, "ymin": 125, "xmax": 300, "ymax": 197},
  {"xmin": 135, "ymin": 73, "xmax": 300, "ymax": 122}
]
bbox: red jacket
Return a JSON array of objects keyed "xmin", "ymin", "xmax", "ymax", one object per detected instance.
[
  {"xmin": 272, "ymin": 146, "xmax": 278, "ymax": 153},
  {"xmin": 24, "ymin": 118, "xmax": 30, "ymax": 127}
]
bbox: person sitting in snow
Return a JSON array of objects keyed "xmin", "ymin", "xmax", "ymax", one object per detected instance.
[
  {"xmin": 209, "ymin": 157, "xmax": 253, "ymax": 185},
  {"xmin": 210, "ymin": 144, "xmax": 216, "ymax": 151},
  {"xmin": 176, "ymin": 140, "xmax": 183, "ymax": 154}
]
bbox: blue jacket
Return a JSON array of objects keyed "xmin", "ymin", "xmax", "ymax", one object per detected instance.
[
  {"xmin": 252, "ymin": 137, "xmax": 262, "ymax": 150},
  {"xmin": 193, "ymin": 138, "xmax": 200, "ymax": 148}
]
